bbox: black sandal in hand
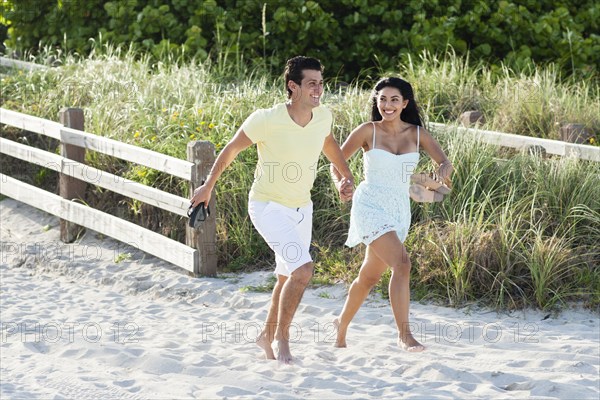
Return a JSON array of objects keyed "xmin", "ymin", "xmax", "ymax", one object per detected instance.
[{"xmin": 188, "ymin": 202, "xmax": 210, "ymax": 228}]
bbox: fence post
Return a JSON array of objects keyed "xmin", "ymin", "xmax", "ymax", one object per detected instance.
[
  {"xmin": 561, "ymin": 123, "xmax": 591, "ymax": 144},
  {"xmin": 459, "ymin": 110, "xmax": 485, "ymax": 127},
  {"xmin": 58, "ymin": 108, "xmax": 87, "ymax": 243},
  {"xmin": 186, "ymin": 141, "xmax": 217, "ymax": 276}
]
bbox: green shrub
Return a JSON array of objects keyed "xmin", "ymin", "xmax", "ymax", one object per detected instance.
[{"xmin": 1, "ymin": 0, "xmax": 598, "ymax": 79}]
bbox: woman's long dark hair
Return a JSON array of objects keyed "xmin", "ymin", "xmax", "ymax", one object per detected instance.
[{"xmin": 371, "ymin": 77, "xmax": 423, "ymax": 126}]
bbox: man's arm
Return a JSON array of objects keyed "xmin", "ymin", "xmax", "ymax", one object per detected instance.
[
  {"xmin": 190, "ymin": 128, "xmax": 253, "ymax": 207},
  {"xmin": 322, "ymin": 133, "xmax": 354, "ymax": 202}
]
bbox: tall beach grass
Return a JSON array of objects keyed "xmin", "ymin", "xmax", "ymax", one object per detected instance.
[{"xmin": 1, "ymin": 44, "xmax": 598, "ymax": 310}]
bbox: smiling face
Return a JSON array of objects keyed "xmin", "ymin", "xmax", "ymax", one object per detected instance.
[
  {"xmin": 376, "ymin": 86, "xmax": 409, "ymax": 121},
  {"xmin": 288, "ymin": 69, "xmax": 324, "ymax": 108}
]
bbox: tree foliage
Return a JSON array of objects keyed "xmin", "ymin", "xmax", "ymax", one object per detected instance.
[{"xmin": 1, "ymin": 0, "xmax": 598, "ymax": 79}]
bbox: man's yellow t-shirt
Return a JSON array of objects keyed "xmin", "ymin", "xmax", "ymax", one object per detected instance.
[{"xmin": 241, "ymin": 103, "xmax": 332, "ymax": 208}]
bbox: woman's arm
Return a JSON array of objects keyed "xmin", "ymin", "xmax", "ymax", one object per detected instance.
[
  {"xmin": 323, "ymin": 133, "xmax": 355, "ymax": 202},
  {"xmin": 329, "ymin": 123, "xmax": 371, "ymax": 184},
  {"xmin": 419, "ymin": 127, "xmax": 454, "ymax": 182}
]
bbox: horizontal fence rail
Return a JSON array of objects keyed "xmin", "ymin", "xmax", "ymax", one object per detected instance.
[
  {"xmin": 429, "ymin": 122, "xmax": 600, "ymax": 162},
  {"xmin": 0, "ymin": 137, "xmax": 190, "ymax": 217},
  {"xmin": 0, "ymin": 108, "xmax": 62, "ymax": 139},
  {"xmin": 1, "ymin": 109, "xmax": 194, "ymax": 180},
  {"xmin": 0, "ymin": 56, "xmax": 48, "ymax": 71}
]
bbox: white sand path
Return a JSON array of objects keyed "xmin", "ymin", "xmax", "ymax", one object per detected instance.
[{"xmin": 1, "ymin": 198, "xmax": 598, "ymax": 399}]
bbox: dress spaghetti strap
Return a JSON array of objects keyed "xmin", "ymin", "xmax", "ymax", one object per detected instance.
[
  {"xmin": 416, "ymin": 126, "xmax": 420, "ymax": 150},
  {"xmin": 372, "ymin": 122, "xmax": 376, "ymax": 149}
]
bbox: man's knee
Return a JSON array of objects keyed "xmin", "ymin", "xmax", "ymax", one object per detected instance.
[
  {"xmin": 275, "ymin": 275, "xmax": 288, "ymax": 286},
  {"xmin": 290, "ymin": 262, "xmax": 313, "ymax": 285}
]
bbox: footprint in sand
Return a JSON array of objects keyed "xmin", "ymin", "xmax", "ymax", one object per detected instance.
[
  {"xmin": 393, "ymin": 365, "xmax": 410, "ymax": 376},
  {"xmin": 316, "ymin": 351, "xmax": 336, "ymax": 362},
  {"xmin": 44, "ymin": 377, "xmax": 143, "ymax": 399},
  {"xmin": 505, "ymin": 381, "xmax": 535, "ymax": 391},
  {"xmin": 113, "ymin": 379, "xmax": 136, "ymax": 388},
  {"xmin": 22, "ymin": 341, "xmax": 49, "ymax": 354}
]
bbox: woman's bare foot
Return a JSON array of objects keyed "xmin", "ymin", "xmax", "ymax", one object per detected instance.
[
  {"xmin": 398, "ymin": 333, "xmax": 425, "ymax": 352},
  {"xmin": 333, "ymin": 318, "xmax": 347, "ymax": 348},
  {"xmin": 256, "ymin": 332, "xmax": 276, "ymax": 360}
]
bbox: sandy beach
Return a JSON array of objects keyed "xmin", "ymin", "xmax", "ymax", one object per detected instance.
[{"xmin": 1, "ymin": 197, "xmax": 598, "ymax": 399}]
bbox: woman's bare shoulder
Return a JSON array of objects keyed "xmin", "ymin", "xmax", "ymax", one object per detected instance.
[
  {"xmin": 350, "ymin": 121, "xmax": 375, "ymax": 136},
  {"xmin": 345, "ymin": 121, "xmax": 375, "ymax": 151}
]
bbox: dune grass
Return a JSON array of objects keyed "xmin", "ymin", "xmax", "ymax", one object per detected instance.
[
  {"xmin": 1, "ymin": 44, "xmax": 598, "ymax": 310},
  {"xmin": 400, "ymin": 50, "xmax": 600, "ymax": 141}
]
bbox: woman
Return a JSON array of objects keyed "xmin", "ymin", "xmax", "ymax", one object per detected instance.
[{"xmin": 330, "ymin": 77, "xmax": 453, "ymax": 351}]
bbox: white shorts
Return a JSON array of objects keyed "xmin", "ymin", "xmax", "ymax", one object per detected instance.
[{"xmin": 248, "ymin": 200, "xmax": 313, "ymax": 276}]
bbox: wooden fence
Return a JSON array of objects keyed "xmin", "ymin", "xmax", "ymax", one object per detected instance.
[
  {"xmin": 0, "ymin": 107, "xmax": 217, "ymax": 276},
  {"xmin": 429, "ymin": 123, "xmax": 599, "ymax": 162},
  {"xmin": 0, "ymin": 57, "xmax": 48, "ymax": 71}
]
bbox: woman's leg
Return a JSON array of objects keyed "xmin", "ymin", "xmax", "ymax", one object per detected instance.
[
  {"xmin": 368, "ymin": 232, "xmax": 424, "ymax": 351},
  {"xmin": 334, "ymin": 247, "xmax": 387, "ymax": 347}
]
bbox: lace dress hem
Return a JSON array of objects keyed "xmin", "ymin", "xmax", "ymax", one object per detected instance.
[{"xmin": 345, "ymin": 223, "xmax": 404, "ymax": 247}]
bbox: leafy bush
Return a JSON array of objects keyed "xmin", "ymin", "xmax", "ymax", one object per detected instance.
[{"xmin": 1, "ymin": 0, "xmax": 598, "ymax": 79}]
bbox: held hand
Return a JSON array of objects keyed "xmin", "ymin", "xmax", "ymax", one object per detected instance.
[
  {"xmin": 436, "ymin": 161, "xmax": 453, "ymax": 188},
  {"xmin": 190, "ymin": 184, "xmax": 211, "ymax": 208},
  {"xmin": 337, "ymin": 177, "xmax": 354, "ymax": 202}
]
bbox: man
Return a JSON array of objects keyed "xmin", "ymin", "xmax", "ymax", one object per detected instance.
[{"xmin": 190, "ymin": 56, "xmax": 354, "ymax": 363}]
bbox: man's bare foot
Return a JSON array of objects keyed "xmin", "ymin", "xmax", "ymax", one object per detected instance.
[
  {"xmin": 333, "ymin": 318, "xmax": 347, "ymax": 348},
  {"xmin": 276, "ymin": 339, "xmax": 293, "ymax": 364},
  {"xmin": 398, "ymin": 334, "xmax": 425, "ymax": 352},
  {"xmin": 256, "ymin": 332, "xmax": 276, "ymax": 360}
]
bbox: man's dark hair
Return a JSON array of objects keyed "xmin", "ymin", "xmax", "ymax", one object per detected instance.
[{"xmin": 284, "ymin": 56, "xmax": 323, "ymax": 99}]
